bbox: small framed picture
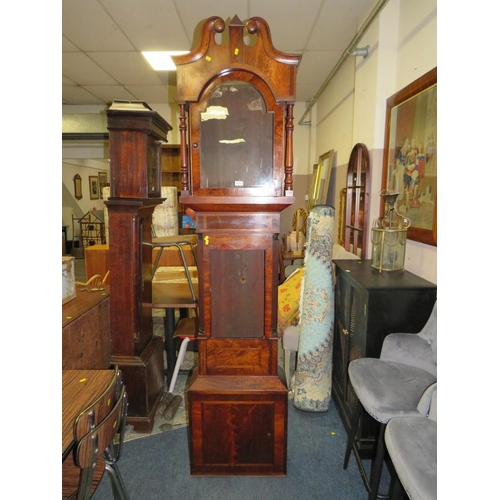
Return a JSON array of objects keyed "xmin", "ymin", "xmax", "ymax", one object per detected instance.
[
  {"xmin": 89, "ymin": 175, "xmax": 99, "ymax": 200},
  {"xmin": 98, "ymin": 171, "xmax": 108, "ymax": 199}
]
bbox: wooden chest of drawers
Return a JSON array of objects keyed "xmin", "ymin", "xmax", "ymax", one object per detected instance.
[{"xmin": 62, "ymin": 287, "xmax": 111, "ymax": 369}]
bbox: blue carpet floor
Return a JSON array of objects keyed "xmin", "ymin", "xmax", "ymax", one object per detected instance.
[{"xmin": 92, "ymin": 399, "xmax": 391, "ymax": 500}]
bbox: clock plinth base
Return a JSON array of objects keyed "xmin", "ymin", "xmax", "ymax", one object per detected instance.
[
  {"xmin": 188, "ymin": 370, "xmax": 288, "ymax": 476},
  {"xmin": 111, "ymin": 334, "xmax": 166, "ymax": 434}
]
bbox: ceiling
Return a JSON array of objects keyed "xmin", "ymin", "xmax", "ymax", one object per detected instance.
[{"xmin": 62, "ymin": 0, "xmax": 372, "ymax": 106}]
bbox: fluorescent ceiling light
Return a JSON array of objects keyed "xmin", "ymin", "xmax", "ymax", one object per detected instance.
[{"xmin": 142, "ymin": 51, "xmax": 189, "ymax": 71}]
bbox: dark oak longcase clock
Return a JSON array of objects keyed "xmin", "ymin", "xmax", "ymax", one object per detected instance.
[
  {"xmin": 172, "ymin": 15, "xmax": 300, "ymax": 476},
  {"xmin": 105, "ymin": 100, "xmax": 172, "ymax": 433}
]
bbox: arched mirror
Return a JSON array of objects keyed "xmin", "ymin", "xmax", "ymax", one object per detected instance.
[{"xmin": 344, "ymin": 143, "xmax": 370, "ymax": 258}]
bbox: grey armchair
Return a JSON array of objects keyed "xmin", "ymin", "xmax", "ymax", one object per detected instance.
[
  {"xmin": 343, "ymin": 300, "xmax": 437, "ymax": 500},
  {"xmin": 385, "ymin": 383, "xmax": 437, "ymax": 500}
]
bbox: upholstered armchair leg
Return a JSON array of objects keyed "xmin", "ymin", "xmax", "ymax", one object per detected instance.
[
  {"xmin": 368, "ymin": 422, "xmax": 387, "ymax": 500},
  {"xmin": 344, "ymin": 400, "xmax": 362, "ymax": 469}
]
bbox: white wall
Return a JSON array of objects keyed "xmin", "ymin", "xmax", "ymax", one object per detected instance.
[{"xmin": 311, "ymin": 0, "xmax": 437, "ymax": 284}]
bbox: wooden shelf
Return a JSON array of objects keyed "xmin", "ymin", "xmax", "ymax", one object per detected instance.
[
  {"xmin": 161, "ymin": 144, "xmax": 186, "ymax": 221},
  {"xmin": 161, "ymin": 144, "xmax": 181, "ymax": 191}
]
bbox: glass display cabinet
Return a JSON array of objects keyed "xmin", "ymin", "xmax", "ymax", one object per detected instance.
[{"xmin": 172, "ymin": 15, "xmax": 300, "ymax": 476}]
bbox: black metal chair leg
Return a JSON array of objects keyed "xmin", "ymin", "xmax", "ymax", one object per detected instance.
[
  {"xmin": 163, "ymin": 308, "xmax": 176, "ymax": 385},
  {"xmin": 390, "ymin": 476, "xmax": 403, "ymax": 500},
  {"xmin": 344, "ymin": 400, "xmax": 362, "ymax": 469},
  {"xmin": 368, "ymin": 422, "xmax": 387, "ymax": 500}
]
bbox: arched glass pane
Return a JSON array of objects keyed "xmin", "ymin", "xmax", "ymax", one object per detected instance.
[{"xmin": 199, "ymin": 82, "xmax": 274, "ymax": 189}]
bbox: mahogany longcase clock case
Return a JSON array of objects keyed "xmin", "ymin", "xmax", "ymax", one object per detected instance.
[
  {"xmin": 172, "ymin": 16, "xmax": 300, "ymax": 476},
  {"xmin": 105, "ymin": 101, "xmax": 172, "ymax": 433}
]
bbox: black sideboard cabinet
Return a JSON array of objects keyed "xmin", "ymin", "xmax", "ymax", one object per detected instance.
[{"xmin": 332, "ymin": 259, "xmax": 437, "ymax": 459}]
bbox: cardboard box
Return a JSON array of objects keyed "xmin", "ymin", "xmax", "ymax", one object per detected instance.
[{"xmin": 62, "ymin": 256, "xmax": 77, "ymax": 305}]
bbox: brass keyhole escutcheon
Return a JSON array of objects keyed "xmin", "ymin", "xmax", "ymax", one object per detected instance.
[{"xmin": 204, "ymin": 235, "xmax": 209, "ymax": 245}]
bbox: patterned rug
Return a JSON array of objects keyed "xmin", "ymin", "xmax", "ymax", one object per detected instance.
[{"xmin": 293, "ymin": 205, "xmax": 335, "ymax": 412}]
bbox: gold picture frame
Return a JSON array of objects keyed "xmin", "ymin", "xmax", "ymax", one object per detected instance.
[
  {"xmin": 381, "ymin": 67, "xmax": 437, "ymax": 246},
  {"xmin": 308, "ymin": 163, "xmax": 319, "ymax": 211},
  {"xmin": 308, "ymin": 150, "xmax": 334, "ymax": 209}
]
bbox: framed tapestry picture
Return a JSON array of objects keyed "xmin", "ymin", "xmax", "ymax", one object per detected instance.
[
  {"xmin": 381, "ymin": 67, "xmax": 437, "ymax": 246},
  {"xmin": 89, "ymin": 175, "xmax": 99, "ymax": 200}
]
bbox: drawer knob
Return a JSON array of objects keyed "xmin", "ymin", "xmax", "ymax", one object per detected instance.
[{"xmin": 342, "ymin": 328, "xmax": 349, "ymax": 336}]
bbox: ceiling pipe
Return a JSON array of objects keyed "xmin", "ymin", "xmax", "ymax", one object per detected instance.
[
  {"xmin": 349, "ymin": 45, "xmax": 370, "ymax": 58},
  {"xmin": 298, "ymin": 0, "xmax": 390, "ymax": 126}
]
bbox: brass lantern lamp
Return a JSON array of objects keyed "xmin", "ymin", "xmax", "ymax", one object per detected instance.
[{"xmin": 371, "ymin": 191, "xmax": 411, "ymax": 271}]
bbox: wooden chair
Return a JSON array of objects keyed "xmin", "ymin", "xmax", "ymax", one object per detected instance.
[
  {"xmin": 76, "ymin": 274, "xmax": 103, "ymax": 287},
  {"xmin": 278, "ymin": 242, "xmax": 304, "ymax": 284},
  {"xmin": 71, "ymin": 386, "xmax": 130, "ymax": 500},
  {"xmin": 73, "ymin": 367, "xmax": 122, "ymax": 440},
  {"xmin": 63, "ymin": 367, "xmax": 123, "ymax": 500},
  {"xmin": 102, "ymin": 270, "xmax": 110, "ymax": 285}
]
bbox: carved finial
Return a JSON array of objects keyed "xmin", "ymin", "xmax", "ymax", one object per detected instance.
[{"xmin": 230, "ymin": 15, "xmax": 243, "ymax": 26}]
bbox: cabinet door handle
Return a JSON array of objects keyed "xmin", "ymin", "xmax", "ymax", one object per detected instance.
[{"xmin": 342, "ymin": 328, "xmax": 349, "ymax": 336}]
